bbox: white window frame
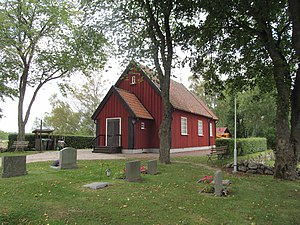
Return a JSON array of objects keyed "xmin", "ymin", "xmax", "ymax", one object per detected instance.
[
  {"xmin": 131, "ymin": 75, "xmax": 136, "ymax": 84},
  {"xmin": 210, "ymin": 122, "xmax": 213, "ymax": 137},
  {"xmin": 181, "ymin": 117, "xmax": 188, "ymax": 135},
  {"xmin": 141, "ymin": 122, "xmax": 145, "ymax": 130},
  {"xmin": 198, "ymin": 120, "xmax": 203, "ymax": 136}
]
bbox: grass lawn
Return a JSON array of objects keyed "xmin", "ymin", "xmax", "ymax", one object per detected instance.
[{"xmin": 0, "ymin": 157, "xmax": 299, "ymax": 225}]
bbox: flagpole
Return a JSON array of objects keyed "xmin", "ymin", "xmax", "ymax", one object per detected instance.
[{"xmin": 233, "ymin": 96, "xmax": 237, "ymax": 173}]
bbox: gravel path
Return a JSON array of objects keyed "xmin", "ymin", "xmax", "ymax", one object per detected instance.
[
  {"xmin": 26, "ymin": 149, "xmax": 125, "ymax": 163},
  {"xmin": 0, "ymin": 149, "xmax": 211, "ymax": 164}
]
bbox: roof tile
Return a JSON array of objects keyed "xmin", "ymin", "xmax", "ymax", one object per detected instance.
[{"xmin": 116, "ymin": 88, "xmax": 154, "ymax": 120}]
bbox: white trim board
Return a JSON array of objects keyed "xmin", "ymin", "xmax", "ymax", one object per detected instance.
[{"xmin": 121, "ymin": 146, "xmax": 215, "ymax": 154}]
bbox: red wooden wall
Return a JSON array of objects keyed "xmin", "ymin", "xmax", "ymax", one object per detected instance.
[
  {"xmin": 96, "ymin": 94, "xmax": 130, "ymax": 148},
  {"xmin": 171, "ymin": 109, "xmax": 216, "ymax": 149},
  {"xmin": 117, "ymin": 68, "xmax": 162, "ymax": 148}
]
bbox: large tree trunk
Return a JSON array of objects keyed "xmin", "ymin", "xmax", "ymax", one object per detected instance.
[
  {"xmin": 290, "ymin": 68, "xmax": 300, "ymax": 171},
  {"xmin": 142, "ymin": 0, "xmax": 173, "ymax": 164},
  {"xmin": 258, "ymin": 22, "xmax": 299, "ymax": 179},
  {"xmin": 286, "ymin": 0, "xmax": 300, "ymax": 179},
  {"xmin": 159, "ymin": 75, "xmax": 172, "ymax": 164},
  {"xmin": 273, "ymin": 67, "xmax": 298, "ymax": 179},
  {"xmin": 17, "ymin": 66, "xmax": 29, "ymax": 142}
]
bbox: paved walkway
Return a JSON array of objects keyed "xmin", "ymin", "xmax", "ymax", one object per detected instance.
[
  {"xmin": 26, "ymin": 149, "xmax": 125, "ymax": 163},
  {"xmin": 0, "ymin": 149, "xmax": 210, "ymax": 164}
]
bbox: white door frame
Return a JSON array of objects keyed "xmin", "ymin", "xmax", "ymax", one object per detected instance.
[{"xmin": 105, "ymin": 117, "xmax": 121, "ymax": 146}]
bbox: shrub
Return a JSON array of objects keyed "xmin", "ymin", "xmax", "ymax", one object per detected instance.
[
  {"xmin": 216, "ymin": 137, "xmax": 267, "ymax": 156},
  {"xmin": 8, "ymin": 133, "xmax": 94, "ymax": 150}
]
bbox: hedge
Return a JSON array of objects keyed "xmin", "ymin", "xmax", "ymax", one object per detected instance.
[
  {"xmin": 8, "ymin": 133, "xmax": 94, "ymax": 151},
  {"xmin": 216, "ymin": 137, "xmax": 267, "ymax": 156}
]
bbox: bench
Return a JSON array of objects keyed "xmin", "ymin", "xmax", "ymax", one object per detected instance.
[
  {"xmin": 207, "ymin": 146, "xmax": 228, "ymax": 162},
  {"xmin": 10, "ymin": 141, "xmax": 29, "ymax": 151}
]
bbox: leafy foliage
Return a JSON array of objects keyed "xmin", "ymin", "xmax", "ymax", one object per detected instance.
[
  {"xmin": 42, "ymin": 73, "xmax": 108, "ymax": 136},
  {"xmin": 216, "ymin": 137, "xmax": 267, "ymax": 156},
  {"xmin": 0, "ymin": 0, "xmax": 107, "ymax": 140},
  {"xmin": 8, "ymin": 133, "xmax": 94, "ymax": 150},
  {"xmin": 190, "ymin": 78, "xmax": 276, "ymax": 148}
]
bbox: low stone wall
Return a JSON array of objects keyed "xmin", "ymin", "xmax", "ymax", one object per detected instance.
[{"xmin": 226, "ymin": 161, "xmax": 274, "ymax": 175}]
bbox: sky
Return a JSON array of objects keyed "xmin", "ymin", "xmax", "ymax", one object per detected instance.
[{"xmin": 0, "ymin": 57, "xmax": 192, "ymax": 133}]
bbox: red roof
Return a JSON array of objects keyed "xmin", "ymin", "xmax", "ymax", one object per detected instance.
[
  {"xmin": 137, "ymin": 62, "xmax": 217, "ymax": 120},
  {"xmin": 216, "ymin": 127, "xmax": 230, "ymax": 134},
  {"xmin": 116, "ymin": 88, "xmax": 154, "ymax": 120},
  {"xmin": 170, "ymin": 80, "xmax": 218, "ymax": 119}
]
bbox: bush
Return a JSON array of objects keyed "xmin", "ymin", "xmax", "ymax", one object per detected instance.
[
  {"xmin": 8, "ymin": 133, "xmax": 94, "ymax": 150},
  {"xmin": 216, "ymin": 137, "xmax": 267, "ymax": 156}
]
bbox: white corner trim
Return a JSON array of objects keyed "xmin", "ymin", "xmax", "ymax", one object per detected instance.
[{"xmin": 121, "ymin": 146, "xmax": 215, "ymax": 154}]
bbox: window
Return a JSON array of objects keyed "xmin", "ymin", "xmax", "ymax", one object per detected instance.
[
  {"xmin": 210, "ymin": 123, "xmax": 213, "ymax": 137},
  {"xmin": 141, "ymin": 122, "xmax": 145, "ymax": 130},
  {"xmin": 131, "ymin": 76, "xmax": 136, "ymax": 84},
  {"xmin": 198, "ymin": 120, "xmax": 203, "ymax": 136},
  {"xmin": 181, "ymin": 117, "xmax": 188, "ymax": 135}
]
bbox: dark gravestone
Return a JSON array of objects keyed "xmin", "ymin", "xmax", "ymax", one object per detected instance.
[
  {"xmin": 1, "ymin": 156, "xmax": 27, "ymax": 178},
  {"xmin": 59, "ymin": 147, "xmax": 77, "ymax": 169},
  {"xmin": 147, "ymin": 160, "xmax": 158, "ymax": 175},
  {"xmin": 126, "ymin": 160, "xmax": 142, "ymax": 182}
]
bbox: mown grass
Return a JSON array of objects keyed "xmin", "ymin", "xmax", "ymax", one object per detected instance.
[{"xmin": 0, "ymin": 157, "xmax": 299, "ymax": 225}]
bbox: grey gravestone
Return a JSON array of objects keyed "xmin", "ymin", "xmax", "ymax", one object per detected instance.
[
  {"xmin": 214, "ymin": 170, "xmax": 223, "ymax": 196},
  {"xmin": 83, "ymin": 182, "xmax": 109, "ymax": 190},
  {"xmin": 1, "ymin": 156, "xmax": 27, "ymax": 178},
  {"xmin": 126, "ymin": 160, "xmax": 142, "ymax": 182},
  {"xmin": 147, "ymin": 160, "xmax": 158, "ymax": 175},
  {"xmin": 59, "ymin": 147, "xmax": 77, "ymax": 169}
]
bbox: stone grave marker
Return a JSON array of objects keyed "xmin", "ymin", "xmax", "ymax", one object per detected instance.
[
  {"xmin": 214, "ymin": 170, "xmax": 223, "ymax": 196},
  {"xmin": 126, "ymin": 160, "xmax": 142, "ymax": 182},
  {"xmin": 147, "ymin": 160, "xmax": 158, "ymax": 175},
  {"xmin": 59, "ymin": 147, "xmax": 77, "ymax": 169},
  {"xmin": 83, "ymin": 182, "xmax": 109, "ymax": 190},
  {"xmin": 1, "ymin": 156, "xmax": 27, "ymax": 178}
]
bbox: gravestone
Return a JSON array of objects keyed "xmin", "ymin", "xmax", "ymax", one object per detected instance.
[
  {"xmin": 147, "ymin": 160, "xmax": 158, "ymax": 175},
  {"xmin": 1, "ymin": 156, "xmax": 27, "ymax": 178},
  {"xmin": 126, "ymin": 160, "xmax": 142, "ymax": 182},
  {"xmin": 59, "ymin": 147, "xmax": 77, "ymax": 169},
  {"xmin": 83, "ymin": 182, "xmax": 109, "ymax": 190},
  {"xmin": 214, "ymin": 170, "xmax": 223, "ymax": 196}
]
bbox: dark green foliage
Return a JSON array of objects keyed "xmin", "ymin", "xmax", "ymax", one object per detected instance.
[
  {"xmin": 63, "ymin": 135, "xmax": 94, "ymax": 149},
  {"xmin": 8, "ymin": 133, "xmax": 94, "ymax": 150},
  {"xmin": 216, "ymin": 137, "xmax": 267, "ymax": 156}
]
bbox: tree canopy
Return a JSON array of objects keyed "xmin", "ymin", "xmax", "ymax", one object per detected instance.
[
  {"xmin": 43, "ymin": 74, "xmax": 108, "ymax": 135},
  {"xmin": 0, "ymin": 0, "xmax": 107, "ymax": 141},
  {"xmin": 181, "ymin": 0, "xmax": 299, "ymax": 179}
]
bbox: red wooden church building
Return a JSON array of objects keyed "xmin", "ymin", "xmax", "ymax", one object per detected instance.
[{"xmin": 91, "ymin": 61, "xmax": 218, "ymax": 153}]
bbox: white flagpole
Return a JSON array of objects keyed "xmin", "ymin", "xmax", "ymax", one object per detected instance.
[{"xmin": 233, "ymin": 96, "xmax": 237, "ymax": 173}]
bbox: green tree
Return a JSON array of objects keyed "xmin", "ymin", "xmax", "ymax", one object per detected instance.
[
  {"xmin": 0, "ymin": 0, "xmax": 107, "ymax": 143},
  {"xmin": 68, "ymin": 73, "xmax": 108, "ymax": 135},
  {"xmin": 42, "ymin": 74, "xmax": 107, "ymax": 135},
  {"xmin": 190, "ymin": 78, "xmax": 276, "ymax": 147},
  {"xmin": 183, "ymin": 0, "xmax": 299, "ymax": 179},
  {"xmin": 44, "ymin": 94, "xmax": 81, "ymax": 135}
]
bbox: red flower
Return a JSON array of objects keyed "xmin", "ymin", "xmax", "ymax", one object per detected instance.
[
  {"xmin": 198, "ymin": 175, "xmax": 213, "ymax": 183},
  {"xmin": 140, "ymin": 166, "xmax": 147, "ymax": 173}
]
